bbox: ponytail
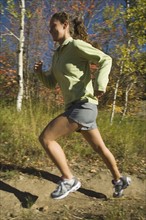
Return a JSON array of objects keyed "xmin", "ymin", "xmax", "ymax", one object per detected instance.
[{"xmin": 72, "ymin": 17, "xmax": 89, "ymax": 42}]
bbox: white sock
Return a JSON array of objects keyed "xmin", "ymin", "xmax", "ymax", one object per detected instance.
[{"xmin": 63, "ymin": 177, "xmax": 75, "ymax": 185}]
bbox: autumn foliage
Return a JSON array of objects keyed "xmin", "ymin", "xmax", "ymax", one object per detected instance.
[
  {"xmin": 0, "ymin": 0, "xmax": 145, "ymax": 115},
  {"xmin": 0, "ymin": 54, "xmax": 18, "ymax": 101}
]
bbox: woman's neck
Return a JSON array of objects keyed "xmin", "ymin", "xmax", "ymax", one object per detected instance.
[{"xmin": 59, "ymin": 33, "xmax": 71, "ymax": 45}]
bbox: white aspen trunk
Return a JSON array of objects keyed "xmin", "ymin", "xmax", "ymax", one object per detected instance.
[
  {"xmin": 122, "ymin": 86, "xmax": 129, "ymax": 119},
  {"xmin": 122, "ymin": 82, "xmax": 134, "ymax": 120},
  {"xmin": 120, "ymin": 0, "xmax": 132, "ymax": 120},
  {"xmin": 111, "ymin": 0, "xmax": 131, "ymax": 124},
  {"xmin": 110, "ymin": 79, "xmax": 120, "ymax": 125},
  {"xmin": 16, "ymin": 0, "xmax": 25, "ymax": 112},
  {"xmin": 127, "ymin": 0, "xmax": 130, "ymax": 8},
  {"xmin": 110, "ymin": 61, "xmax": 124, "ymax": 125}
]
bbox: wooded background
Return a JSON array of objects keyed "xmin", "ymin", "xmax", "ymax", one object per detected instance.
[{"xmin": 0, "ymin": 0, "xmax": 146, "ymax": 121}]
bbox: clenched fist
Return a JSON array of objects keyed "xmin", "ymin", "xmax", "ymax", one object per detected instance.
[
  {"xmin": 34, "ymin": 61, "xmax": 43, "ymax": 73},
  {"xmin": 94, "ymin": 90, "xmax": 104, "ymax": 99}
]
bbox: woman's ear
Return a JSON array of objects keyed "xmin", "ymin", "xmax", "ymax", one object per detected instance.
[{"xmin": 63, "ymin": 21, "xmax": 69, "ymax": 29}]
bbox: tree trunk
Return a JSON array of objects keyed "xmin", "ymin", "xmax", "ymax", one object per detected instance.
[
  {"xmin": 111, "ymin": 0, "xmax": 132, "ymax": 124},
  {"xmin": 122, "ymin": 81, "xmax": 134, "ymax": 120},
  {"xmin": 121, "ymin": 0, "xmax": 132, "ymax": 119},
  {"xmin": 16, "ymin": 0, "xmax": 25, "ymax": 112},
  {"xmin": 110, "ymin": 61, "xmax": 124, "ymax": 125}
]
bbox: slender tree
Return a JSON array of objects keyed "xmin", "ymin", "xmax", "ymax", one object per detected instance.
[
  {"xmin": 1, "ymin": 0, "xmax": 25, "ymax": 111},
  {"xmin": 17, "ymin": 0, "xmax": 25, "ymax": 111},
  {"xmin": 98, "ymin": 0, "xmax": 146, "ymax": 123}
]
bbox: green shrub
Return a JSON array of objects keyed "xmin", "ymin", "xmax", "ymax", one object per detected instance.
[{"xmin": 0, "ymin": 101, "xmax": 145, "ymax": 175}]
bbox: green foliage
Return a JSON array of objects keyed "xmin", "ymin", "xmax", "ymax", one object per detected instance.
[
  {"xmin": 97, "ymin": 110, "xmax": 146, "ymax": 173},
  {"xmin": 1, "ymin": 0, "xmax": 145, "ymax": 116},
  {"xmin": 0, "ymin": 2, "xmax": 4, "ymax": 14},
  {"xmin": 0, "ymin": 101, "xmax": 145, "ymax": 175},
  {"xmin": 0, "ymin": 102, "xmax": 42, "ymax": 166},
  {"xmin": 126, "ymin": 0, "xmax": 146, "ymax": 46},
  {"xmin": 98, "ymin": 1, "xmax": 146, "ymax": 116},
  {"xmin": 104, "ymin": 199, "xmax": 144, "ymax": 220},
  {"xmin": 0, "ymin": 169, "xmax": 19, "ymax": 180},
  {"xmin": 6, "ymin": 0, "xmax": 20, "ymax": 18}
]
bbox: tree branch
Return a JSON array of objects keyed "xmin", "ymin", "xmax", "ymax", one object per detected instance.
[{"xmin": 3, "ymin": 25, "xmax": 20, "ymax": 41}]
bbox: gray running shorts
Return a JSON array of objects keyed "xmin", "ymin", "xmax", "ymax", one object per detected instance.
[{"xmin": 63, "ymin": 101, "xmax": 98, "ymax": 131}]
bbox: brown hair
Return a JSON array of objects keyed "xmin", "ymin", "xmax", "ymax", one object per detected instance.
[{"xmin": 51, "ymin": 12, "xmax": 89, "ymax": 42}]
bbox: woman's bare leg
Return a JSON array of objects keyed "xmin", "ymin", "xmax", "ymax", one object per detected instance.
[
  {"xmin": 39, "ymin": 114, "xmax": 81, "ymax": 179},
  {"xmin": 81, "ymin": 128, "xmax": 121, "ymax": 181}
]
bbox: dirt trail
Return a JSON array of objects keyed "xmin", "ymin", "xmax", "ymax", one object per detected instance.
[{"xmin": 0, "ymin": 163, "xmax": 145, "ymax": 220}]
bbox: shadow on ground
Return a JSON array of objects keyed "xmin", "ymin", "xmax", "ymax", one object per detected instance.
[
  {"xmin": 0, "ymin": 162, "xmax": 107, "ymax": 208},
  {"xmin": 0, "ymin": 180, "xmax": 38, "ymax": 208}
]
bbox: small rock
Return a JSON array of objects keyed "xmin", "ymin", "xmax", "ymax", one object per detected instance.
[
  {"xmin": 90, "ymin": 169, "xmax": 96, "ymax": 173},
  {"xmin": 37, "ymin": 206, "xmax": 49, "ymax": 212},
  {"xmin": 43, "ymin": 206, "xmax": 49, "ymax": 212},
  {"xmin": 99, "ymin": 202, "xmax": 104, "ymax": 206},
  {"xmin": 138, "ymin": 206, "xmax": 144, "ymax": 210},
  {"xmin": 9, "ymin": 213, "xmax": 16, "ymax": 218},
  {"xmin": 19, "ymin": 175, "xmax": 24, "ymax": 180}
]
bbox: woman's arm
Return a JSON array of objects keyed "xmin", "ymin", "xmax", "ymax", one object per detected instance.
[
  {"xmin": 34, "ymin": 61, "xmax": 57, "ymax": 89},
  {"xmin": 74, "ymin": 40, "xmax": 112, "ymax": 93}
]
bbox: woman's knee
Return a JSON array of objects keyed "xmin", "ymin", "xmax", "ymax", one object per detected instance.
[
  {"xmin": 92, "ymin": 143, "xmax": 108, "ymax": 155},
  {"xmin": 39, "ymin": 131, "xmax": 51, "ymax": 148}
]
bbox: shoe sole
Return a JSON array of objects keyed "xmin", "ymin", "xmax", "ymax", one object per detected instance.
[{"xmin": 52, "ymin": 181, "xmax": 81, "ymax": 200}]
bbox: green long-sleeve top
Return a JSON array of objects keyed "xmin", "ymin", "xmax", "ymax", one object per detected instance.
[{"xmin": 38, "ymin": 37, "xmax": 112, "ymax": 109}]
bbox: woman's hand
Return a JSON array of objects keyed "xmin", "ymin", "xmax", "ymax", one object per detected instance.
[
  {"xmin": 94, "ymin": 90, "xmax": 104, "ymax": 99},
  {"xmin": 34, "ymin": 61, "xmax": 43, "ymax": 73}
]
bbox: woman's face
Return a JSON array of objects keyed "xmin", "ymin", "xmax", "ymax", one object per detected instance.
[{"xmin": 49, "ymin": 18, "xmax": 67, "ymax": 44}]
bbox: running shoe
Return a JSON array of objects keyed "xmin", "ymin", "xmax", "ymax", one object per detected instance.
[
  {"xmin": 51, "ymin": 177, "xmax": 81, "ymax": 199},
  {"xmin": 112, "ymin": 176, "xmax": 131, "ymax": 197}
]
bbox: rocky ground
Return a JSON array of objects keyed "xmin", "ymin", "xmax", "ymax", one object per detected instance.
[{"xmin": 0, "ymin": 162, "xmax": 145, "ymax": 220}]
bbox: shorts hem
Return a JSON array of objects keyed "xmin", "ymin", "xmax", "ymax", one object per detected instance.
[{"xmin": 68, "ymin": 115, "xmax": 97, "ymax": 131}]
